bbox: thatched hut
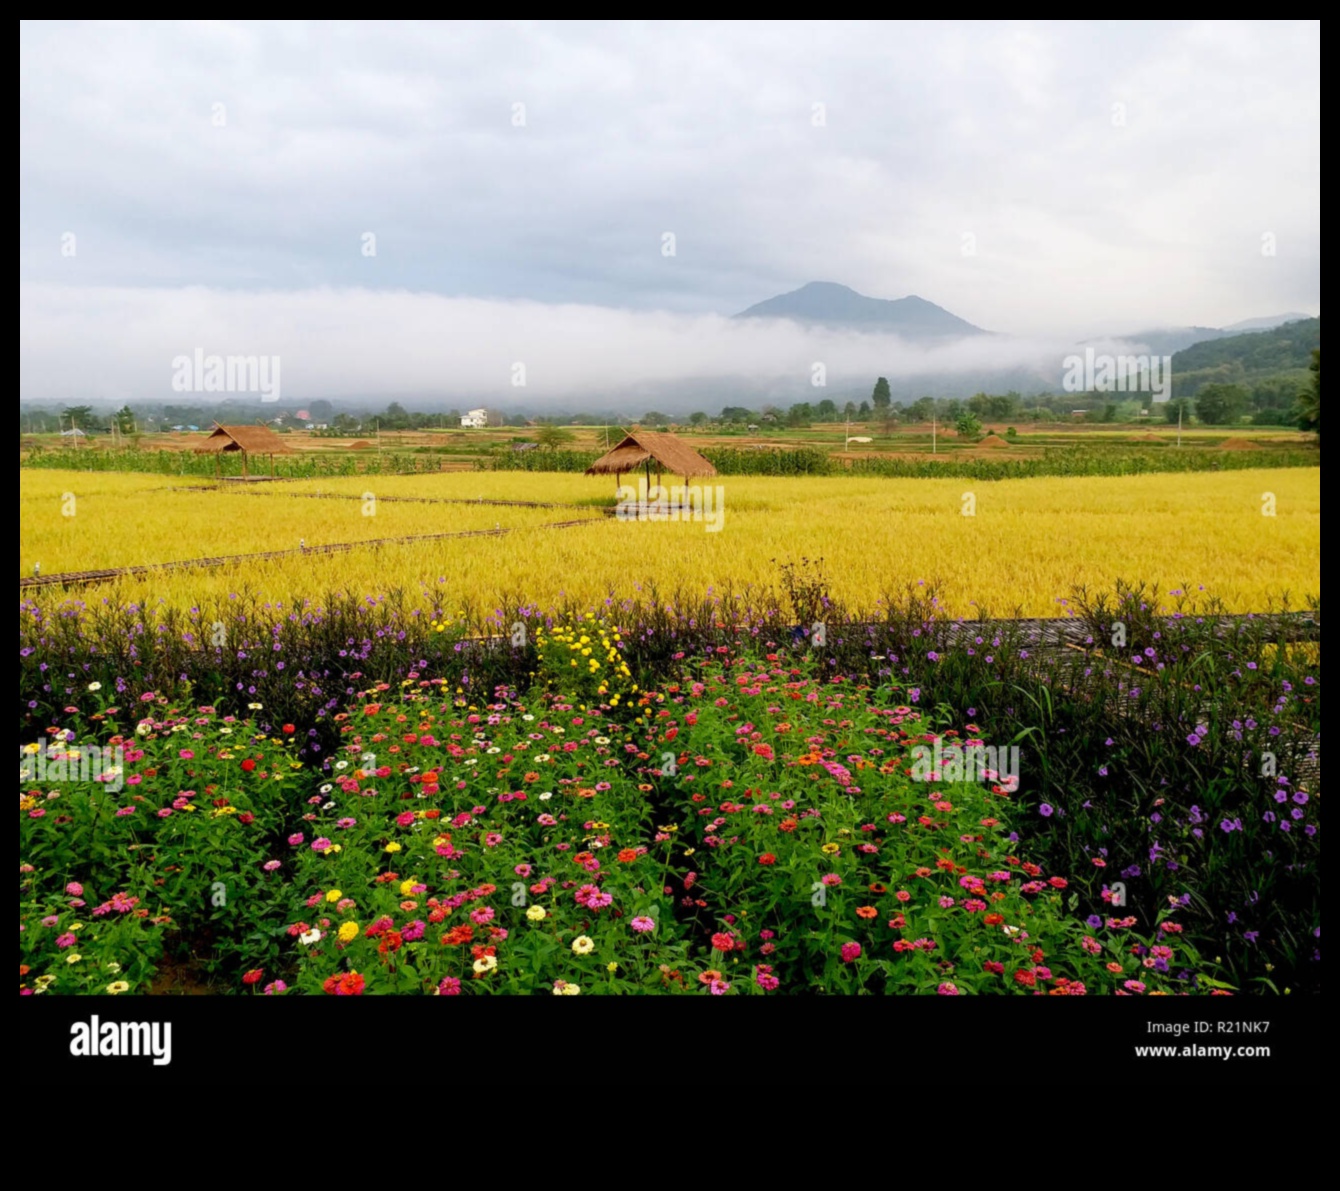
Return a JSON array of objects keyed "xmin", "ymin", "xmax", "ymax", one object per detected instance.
[
  {"xmin": 585, "ymin": 430, "xmax": 716, "ymax": 491},
  {"xmin": 194, "ymin": 423, "xmax": 295, "ymax": 478}
]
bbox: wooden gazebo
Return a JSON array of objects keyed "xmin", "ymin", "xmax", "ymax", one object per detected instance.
[
  {"xmin": 585, "ymin": 430, "xmax": 716, "ymax": 491},
  {"xmin": 193, "ymin": 423, "xmax": 295, "ymax": 478}
]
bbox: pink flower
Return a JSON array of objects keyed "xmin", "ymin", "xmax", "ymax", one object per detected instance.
[
  {"xmin": 65, "ymin": 882, "xmax": 83, "ymax": 897},
  {"xmin": 41, "ymin": 915, "xmax": 59, "ymax": 928},
  {"xmin": 469, "ymin": 907, "xmax": 495, "ymax": 925},
  {"xmin": 709, "ymin": 979, "xmax": 731, "ymax": 996},
  {"xmin": 484, "ymin": 833, "xmax": 503, "ymax": 847},
  {"xmin": 337, "ymin": 817, "xmax": 356, "ymax": 829},
  {"xmin": 937, "ymin": 982, "xmax": 960, "ymax": 996},
  {"xmin": 630, "ymin": 916, "xmax": 656, "ymax": 933},
  {"xmin": 55, "ymin": 932, "xmax": 77, "ymax": 948},
  {"xmin": 840, "ymin": 942, "xmax": 861, "ymax": 963},
  {"xmin": 437, "ymin": 976, "xmax": 462, "ymax": 996},
  {"xmin": 263, "ymin": 980, "xmax": 288, "ymax": 995},
  {"xmin": 262, "ymin": 860, "xmax": 281, "ymax": 872},
  {"xmin": 396, "ymin": 811, "xmax": 416, "ymax": 827},
  {"xmin": 311, "ymin": 837, "xmax": 332, "ymax": 852},
  {"xmin": 287, "ymin": 833, "xmax": 305, "ymax": 846}
]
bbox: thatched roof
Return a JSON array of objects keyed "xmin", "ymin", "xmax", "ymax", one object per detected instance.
[
  {"xmin": 585, "ymin": 431, "xmax": 716, "ymax": 478},
  {"xmin": 194, "ymin": 423, "xmax": 295, "ymax": 455}
]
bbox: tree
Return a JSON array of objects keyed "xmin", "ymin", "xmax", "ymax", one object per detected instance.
[
  {"xmin": 1163, "ymin": 397, "xmax": 1194, "ymax": 425},
  {"xmin": 858, "ymin": 400, "xmax": 871, "ymax": 418},
  {"xmin": 1194, "ymin": 383, "xmax": 1247, "ymax": 426},
  {"xmin": 843, "ymin": 401, "xmax": 857, "ymax": 419},
  {"xmin": 954, "ymin": 412, "xmax": 982, "ymax": 439},
  {"xmin": 1296, "ymin": 348, "xmax": 1320, "ymax": 437},
  {"xmin": 871, "ymin": 377, "xmax": 891, "ymax": 413},
  {"xmin": 786, "ymin": 402, "xmax": 814, "ymax": 427},
  {"xmin": 536, "ymin": 425, "xmax": 575, "ymax": 449},
  {"xmin": 61, "ymin": 405, "xmax": 98, "ymax": 431},
  {"xmin": 816, "ymin": 398, "xmax": 837, "ymax": 419},
  {"xmin": 114, "ymin": 405, "xmax": 136, "ymax": 434},
  {"xmin": 720, "ymin": 406, "xmax": 754, "ymax": 423},
  {"xmin": 688, "ymin": 411, "xmax": 708, "ymax": 426},
  {"xmin": 642, "ymin": 411, "xmax": 669, "ymax": 426}
]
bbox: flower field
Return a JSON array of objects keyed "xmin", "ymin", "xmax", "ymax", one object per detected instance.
[
  {"xmin": 17, "ymin": 465, "xmax": 1322, "ymax": 1000},
  {"xmin": 21, "ymin": 654, "xmax": 1230, "ymax": 997}
]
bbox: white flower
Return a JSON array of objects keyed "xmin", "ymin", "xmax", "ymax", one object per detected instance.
[
  {"xmin": 299, "ymin": 928, "xmax": 322, "ymax": 946},
  {"xmin": 522, "ymin": 714, "xmax": 534, "ymax": 722},
  {"xmin": 464, "ymin": 759, "xmax": 477, "ymax": 766},
  {"xmin": 87, "ymin": 682, "xmax": 102, "ymax": 692},
  {"xmin": 335, "ymin": 760, "xmax": 348, "ymax": 770},
  {"xmin": 535, "ymin": 754, "xmax": 551, "ymax": 763},
  {"xmin": 319, "ymin": 784, "xmax": 333, "ymax": 795},
  {"xmin": 322, "ymin": 801, "xmax": 336, "ymax": 811},
  {"xmin": 539, "ymin": 791, "xmax": 553, "ymax": 801},
  {"xmin": 486, "ymin": 747, "xmax": 501, "ymax": 755},
  {"xmin": 248, "ymin": 702, "xmax": 263, "ymax": 710},
  {"xmin": 595, "ymin": 737, "xmax": 610, "ymax": 745}
]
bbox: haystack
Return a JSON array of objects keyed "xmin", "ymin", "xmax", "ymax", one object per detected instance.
[
  {"xmin": 976, "ymin": 433, "xmax": 1009, "ymax": 448},
  {"xmin": 1218, "ymin": 437, "xmax": 1260, "ymax": 450}
]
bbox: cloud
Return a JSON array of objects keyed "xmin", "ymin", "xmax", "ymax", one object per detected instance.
[{"xmin": 21, "ymin": 283, "xmax": 1084, "ymax": 404}]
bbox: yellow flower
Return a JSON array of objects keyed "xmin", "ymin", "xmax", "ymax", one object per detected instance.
[
  {"xmin": 326, "ymin": 889, "xmax": 342, "ymax": 903},
  {"xmin": 561, "ymin": 982, "xmax": 581, "ymax": 995},
  {"xmin": 473, "ymin": 955, "xmax": 498, "ymax": 974},
  {"xmin": 526, "ymin": 905, "xmax": 546, "ymax": 921},
  {"xmin": 384, "ymin": 841, "xmax": 401, "ymax": 854},
  {"xmin": 66, "ymin": 953, "xmax": 82, "ymax": 964},
  {"xmin": 338, "ymin": 921, "xmax": 359, "ymax": 943},
  {"xmin": 106, "ymin": 980, "xmax": 130, "ymax": 995},
  {"xmin": 571, "ymin": 935, "xmax": 595, "ymax": 955},
  {"xmin": 400, "ymin": 879, "xmax": 417, "ymax": 896},
  {"xmin": 606, "ymin": 961, "xmax": 619, "ymax": 974},
  {"xmin": 821, "ymin": 842, "xmax": 841, "ymax": 855}
]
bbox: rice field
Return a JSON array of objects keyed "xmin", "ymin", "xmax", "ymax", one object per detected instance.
[{"xmin": 19, "ymin": 467, "xmax": 1320, "ymax": 616}]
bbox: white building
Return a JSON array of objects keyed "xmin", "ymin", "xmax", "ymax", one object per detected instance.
[{"xmin": 460, "ymin": 408, "xmax": 489, "ymax": 428}]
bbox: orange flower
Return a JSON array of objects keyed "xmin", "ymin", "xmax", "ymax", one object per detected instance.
[
  {"xmin": 617, "ymin": 848, "xmax": 639, "ymax": 864},
  {"xmin": 983, "ymin": 912, "xmax": 1005, "ymax": 926},
  {"xmin": 523, "ymin": 771, "xmax": 540, "ymax": 783},
  {"xmin": 855, "ymin": 905, "xmax": 878, "ymax": 919},
  {"xmin": 698, "ymin": 969, "xmax": 723, "ymax": 985},
  {"xmin": 577, "ymin": 788, "xmax": 596, "ymax": 799},
  {"xmin": 868, "ymin": 883, "xmax": 888, "ymax": 894}
]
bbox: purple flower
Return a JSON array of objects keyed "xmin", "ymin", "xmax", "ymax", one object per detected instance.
[{"xmin": 1038, "ymin": 804, "xmax": 1054, "ymax": 818}]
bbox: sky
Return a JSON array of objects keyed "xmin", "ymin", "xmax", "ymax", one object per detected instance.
[{"xmin": 18, "ymin": 20, "xmax": 1321, "ymax": 405}]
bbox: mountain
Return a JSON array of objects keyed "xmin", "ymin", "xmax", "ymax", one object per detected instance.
[
  {"xmin": 1171, "ymin": 317, "xmax": 1319, "ymax": 377},
  {"xmin": 1222, "ymin": 313, "xmax": 1314, "ymax": 332},
  {"xmin": 1105, "ymin": 312, "xmax": 1318, "ymax": 357},
  {"xmin": 734, "ymin": 281, "xmax": 987, "ymax": 339}
]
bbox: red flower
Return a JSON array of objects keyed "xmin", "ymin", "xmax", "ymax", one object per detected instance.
[
  {"xmin": 983, "ymin": 961, "xmax": 1005, "ymax": 975},
  {"xmin": 757, "ymin": 853, "xmax": 777, "ymax": 865},
  {"xmin": 983, "ymin": 912, "xmax": 1004, "ymax": 926},
  {"xmin": 242, "ymin": 968, "xmax": 264, "ymax": 985},
  {"xmin": 282, "ymin": 724, "xmax": 295, "ymax": 735},
  {"xmin": 1014, "ymin": 969, "xmax": 1036, "ymax": 987},
  {"xmin": 664, "ymin": 728, "xmax": 678, "ymax": 742},
  {"xmin": 710, "ymin": 932, "xmax": 735, "ymax": 952},
  {"xmin": 336, "ymin": 971, "xmax": 366, "ymax": 996},
  {"xmin": 240, "ymin": 759, "xmax": 256, "ymax": 773},
  {"xmin": 238, "ymin": 811, "xmax": 255, "ymax": 825}
]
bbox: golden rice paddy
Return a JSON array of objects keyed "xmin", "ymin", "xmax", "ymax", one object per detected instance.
[{"xmin": 19, "ymin": 468, "xmax": 1320, "ymax": 617}]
